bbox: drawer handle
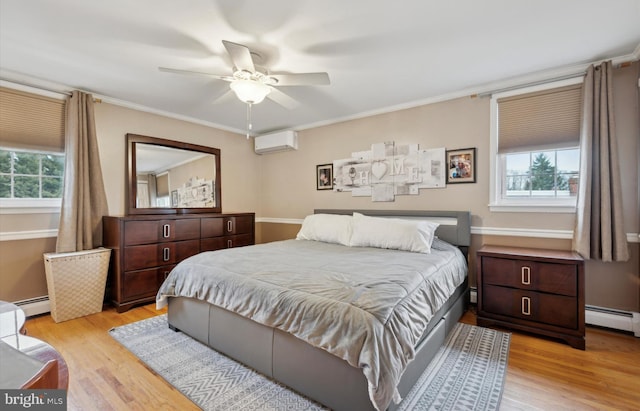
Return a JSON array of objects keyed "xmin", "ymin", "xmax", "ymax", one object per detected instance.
[
  {"xmin": 521, "ymin": 266, "xmax": 531, "ymax": 285},
  {"xmin": 227, "ymin": 220, "xmax": 233, "ymax": 233},
  {"xmin": 163, "ymin": 224, "xmax": 171, "ymax": 238},
  {"xmin": 521, "ymin": 296, "xmax": 531, "ymax": 316},
  {"xmin": 227, "ymin": 239, "xmax": 233, "ymax": 248},
  {"xmin": 163, "ymin": 247, "xmax": 170, "ymax": 262}
]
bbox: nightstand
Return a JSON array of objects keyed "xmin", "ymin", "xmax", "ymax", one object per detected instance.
[{"xmin": 476, "ymin": 245, "xmax": 585, "ymax": 350}]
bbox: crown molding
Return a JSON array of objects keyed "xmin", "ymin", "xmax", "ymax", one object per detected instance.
[{"xmin": 0, "ymin": 71, "xmax": 246, "ymax": 136}]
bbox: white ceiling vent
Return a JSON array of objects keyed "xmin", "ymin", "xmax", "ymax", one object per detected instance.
[{"xmin": 254, "ymin": 130, "xmax": 298, "ymax": 154}]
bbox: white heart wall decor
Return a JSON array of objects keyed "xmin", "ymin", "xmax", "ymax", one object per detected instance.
[{"xmin": 371, "ymin": 161, "xmax": 388, "ymax": 180}]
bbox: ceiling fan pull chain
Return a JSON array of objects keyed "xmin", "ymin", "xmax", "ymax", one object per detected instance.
[{"xmin": 246, "ymin": 103, "xmax": 253, "ymax": 139}]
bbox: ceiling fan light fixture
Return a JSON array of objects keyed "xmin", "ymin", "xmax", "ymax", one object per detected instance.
[{"xmin": 230, "ymin": 79, "xmax": 271, "ymax": 104}]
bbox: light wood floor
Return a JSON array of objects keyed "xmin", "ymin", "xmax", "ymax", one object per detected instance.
[{"xmin": 24, "ymin": 304, "xmax": 640, "ymax": 411}]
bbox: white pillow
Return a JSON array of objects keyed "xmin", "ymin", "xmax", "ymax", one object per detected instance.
[
  {"xmin": 296, "ymin": 214, "xmax": 353, "ymax": 246},
  {"xmin": 350, "ymin": 212, "xmax": 439, "ymax": 253}
]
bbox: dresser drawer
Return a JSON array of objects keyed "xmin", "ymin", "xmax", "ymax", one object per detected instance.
[
  {"xmin": 124, "ymin": 219, "xmax": 200, "ymax": 245},
  {"xmin": 201, "ymin": 215, "xmax": 254, "ymax": 238},
  {"xmin": 229, "ymin": 233, "xmax": 254, "ymax": 247},
  {"xmin": 201, "ymin": 217, "xmax": 224, "ymax": 238},
  {"xmin": 122, "ymin": 265, "xmax": 175, "ymax": 300},
  {"xmin": 227, "ymin": 216, "xmax": 253, "ymax": 235},
  {"xmin": 201, "ymin": 233, "xmax": 254, "ymax": 251},
  {"xmin": 122, "ymin": 268, "xmax": 159, "ymax": 300},
  {"xmin": 483, "ymin": 285, "xmax": 578, "ymax": 329},
  {"xmin": 123, "ymin": 220, "xmax": 159, "ymax": 245},
  {"xmin": 201, "ymin": 237, "xmax": 224, "ymax": 251},
  {"xmin": 123, "ymin": 239, "xmax": 200, "ymax": 271},
  {"xmin": 482, "ymin": 256, "xmax": 577, "ymax": 296}
]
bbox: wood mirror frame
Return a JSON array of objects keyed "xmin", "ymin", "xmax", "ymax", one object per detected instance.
[{"xmin": 126, "ymin": 133, "xmax": 222, "ymax": 215}]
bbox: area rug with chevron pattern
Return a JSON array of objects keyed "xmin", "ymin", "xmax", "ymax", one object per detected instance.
[{"xmin": 109, "ymin": 314, "xmax": 510, "ymax": 411}]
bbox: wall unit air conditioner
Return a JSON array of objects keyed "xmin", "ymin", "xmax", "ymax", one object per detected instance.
[{"xmin": 254, "ymin": 130, "xmax": 298, "ymax": 154}]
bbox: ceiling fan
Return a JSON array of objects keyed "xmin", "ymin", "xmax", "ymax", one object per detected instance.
[{"xmin": 159, "ymin": 40, "xmax": 330, "ymax": 137}]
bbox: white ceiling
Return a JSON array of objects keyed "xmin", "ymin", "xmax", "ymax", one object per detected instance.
[{"xmin": 1, "ymin": 0, "xmax": 639, "ymax": 136}]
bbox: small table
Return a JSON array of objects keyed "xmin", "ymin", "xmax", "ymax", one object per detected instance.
[
  {"xmin": 0, "ymin": 301, "xmax": 26, "ymax": 337},
  {"xmin": 476, "ymin": 245, "xmax": 585, "ymax": 350},
  {"xmin": 0, "ymin": 301, "xmax": 68, "ymax": 389},
  {"xmin": 1, "ymin": 334, "xmax": 69, "ymax": 389}
]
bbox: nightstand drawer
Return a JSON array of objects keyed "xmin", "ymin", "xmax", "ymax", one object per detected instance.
[
  {"xmin": 482, "ymin": 256, "xmax": 577, "ymax": 296},
  {"xmin": 483, "ymin": 285, "xmax": 578, "ymax": 329}
]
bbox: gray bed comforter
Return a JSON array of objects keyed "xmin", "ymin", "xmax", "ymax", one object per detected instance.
[{"xmin": 156, "ymin": 238, "xmax": 467, "ymax": 411}]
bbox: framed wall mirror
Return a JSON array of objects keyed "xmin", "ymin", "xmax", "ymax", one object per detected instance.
[{"xmin": 126, "ymin": 133, "xmax": 221, "ymax": 215}]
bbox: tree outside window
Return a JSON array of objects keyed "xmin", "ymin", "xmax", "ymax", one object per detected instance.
[
  {"xmin": 0, "ymin": 148, "xmax": 64, "ymax": 199},
  {"xmin": 504, "ymin": 148, "xmax": 579, "ymax": 198}
]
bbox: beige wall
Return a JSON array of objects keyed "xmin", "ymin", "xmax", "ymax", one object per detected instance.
[
  {"xmin": 0, "ymin": 237, "xmax": 56, "ymax": 301},
  {"xmin": 0, "ymin": 102, "xmax": 260, "ymax": 302},
  {"xmin": 257, "ymin": 64, "xmax": 640, "ymax": 312},
  {"xmin": 94, "ymin": 103, "xmax": 260, "ymax": 216},
  {"xmin": 1, "ymin": 63, "xmax": 638, "ymax": 312}
]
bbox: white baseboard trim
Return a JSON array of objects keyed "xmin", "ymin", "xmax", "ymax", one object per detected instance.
[
  {"xmin": 13, "ymin": 296, "xmax": 51, "ymax": 317},
  {"xmin": 585, "ymin": 305, "xmax": 640, "ymax": 337}
]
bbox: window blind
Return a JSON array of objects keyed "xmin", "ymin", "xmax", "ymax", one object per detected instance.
[
  {"xmin": 497, "ymin": 84, "xmax": 582, "ymax": 153},
  {"xmin": 156, "ymin": 173, "xmax": 169, "ymax": 197},
  {"xmin": 0, "ymin": 87, "xmax": 65, "ymax": 152}
]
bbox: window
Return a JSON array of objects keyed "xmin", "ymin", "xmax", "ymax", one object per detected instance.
[
  {"xmin": 0, "ymin": 86, "xmax": 66, "ymax": 212},
  {"xmin": 490, "ymin": 78, "xmax": 583, "ymax": 212},
  {"xmin": 0, "ymin": 148, "xmax": 65, "ymax": 199},
  {"xmin": 503, "ymin": 148, "xmax": 580, "ymax": 198}
]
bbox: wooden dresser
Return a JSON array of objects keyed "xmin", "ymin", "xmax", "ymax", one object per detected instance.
[
  {"xmin": 476, "ymin": 245, "xmax": 585, "ymax": 349},
  {"xmin": 103, "ymin": 213, "xmax": 254, "ymax": 312}
]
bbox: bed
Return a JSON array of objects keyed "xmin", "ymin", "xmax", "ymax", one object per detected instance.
[{"xmin": 156, "ymin": 209, "xmax": 471, "ymax": 411}]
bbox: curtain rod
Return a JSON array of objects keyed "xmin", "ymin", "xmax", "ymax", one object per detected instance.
[
  {"xmin": 0, "ymin": 78, "xmax": 102, "ymax": 102},
  {"xmin": 473, "ymin": 59, "xmax": 636, "ymax": 99},
  {"xmin": 474, "ymin": 72, "xmax": 585, "ymax": 98},
  {"xmin": 0, "ymin": 78, "xmax": 71, "ymax": 96}
]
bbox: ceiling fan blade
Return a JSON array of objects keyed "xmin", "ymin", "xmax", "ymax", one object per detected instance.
[
  {"xmin": 266, "ymin": 88, "xmax": 300, "ymax": 110},
  {"xmin": 222, "ymin": 40, "xmax": 255, "ymax": 73},
  {"xmin": 269, "ymin": 72, "xmax": 330, "ymax": 86},
  {"xmin": 158, "ymin": 67, "xmax": 234, "ymax": 81}
]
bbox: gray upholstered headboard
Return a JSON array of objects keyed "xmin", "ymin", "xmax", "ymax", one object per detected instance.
[{"xmin": 314, "ymin": 209, "xmax": 471, "ymax": 256}]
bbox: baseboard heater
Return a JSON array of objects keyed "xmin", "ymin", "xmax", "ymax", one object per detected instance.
[
  {"xmin": 14, "ymin": 296, "xmax": 51, "ymax": 317},
  {"xmin": 585, "ymin": 305, "xmax": 640, "ymax": 337},
  {"xmin": 470, "ymin": 289, "xmax": 639, "ymax": 337}
]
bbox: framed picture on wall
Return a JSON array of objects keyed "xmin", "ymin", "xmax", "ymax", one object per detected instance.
[
  {"xmin": 316, "ymin": 164, "xmax": 333, "ymax": 190},
  {"xmin": 446, "ymin": 147, "xmax": 476, "ymax": 184}
]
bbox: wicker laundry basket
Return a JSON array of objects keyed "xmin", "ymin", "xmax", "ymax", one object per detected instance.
[{"xmin": 43, "ymin": 248, "xmax": 111, "ymax": 323}]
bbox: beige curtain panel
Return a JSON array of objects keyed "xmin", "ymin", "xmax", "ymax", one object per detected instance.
[
  {"xmin": 56, "ymin": 91, "xmax": 109, "ymax": 253},
  {"xmin": 572, "ymin": 61, "xmax": 629, "ymax": 262}
]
